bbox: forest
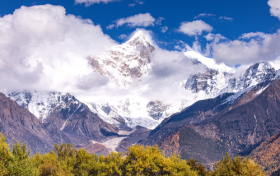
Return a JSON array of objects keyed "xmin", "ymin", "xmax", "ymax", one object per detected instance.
[{"xmin": 0, "ymin": 133, "xmax": 265, "ymax": 176}]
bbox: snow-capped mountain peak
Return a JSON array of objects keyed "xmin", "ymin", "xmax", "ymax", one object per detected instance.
[
  {"xmin": 182, "ymin": 61, "xmax": 278, "ymax": 111},
  {"xmin": 126, "ymin": 30, "xmax": 152, "ymax": 46},
  {"xmin": 87, "ymin": 30, "xmax": 155, "ymax": 86},
  {"xmin": 233, "ymin": 62, "xmax": 276, "ymax": 91}
]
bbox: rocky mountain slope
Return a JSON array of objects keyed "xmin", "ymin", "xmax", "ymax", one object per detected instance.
[
  {"xmin": 0, "ymin": 91, "xmax": 122, "ymax": 154},
  {"xmin": 151, "ymin": 77, "xmax": 280, "ymax": 166},
  {"xmin": 44, "ymin": 93, "xmax": 119, "ymax": 142},
  {"xmin": 0, "ymin": 93, "xmax": 56, "ymax": 154},
  {"xmin": 140, "ymin": 62, "xmax": 279, "ymax": 145},
  {"xmin": 249, "ymin": 131, "xmax": 280, "ymax": 175}
]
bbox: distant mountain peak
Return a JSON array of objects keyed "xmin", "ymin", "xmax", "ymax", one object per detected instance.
[
  {"xmin": 126, "ymin": 30, "xmax": 153, "ymax": 47},
  {"xmin": 128, "ymin": 30, "xmax": 149, "ymax": 41},
  {"xmin": 245, "ymin": 62, "xmax": 274, "ymax": 75},
  {"xmin": 237, "ymin": 62, "xmax": 276, "ymax": 90}
]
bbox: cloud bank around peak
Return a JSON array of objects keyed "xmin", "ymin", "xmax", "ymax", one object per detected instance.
[
  {"xmin": 75, "ymin": 0, "xmax": 118, "ymax": 6},
  {"xmin": 0, "ymin": 6, "xmax": 205, "ymax": 104},
  {"xmin": 178, "ymin": 20, "xmax": 213, "ymax": 36},
  {"xmin": 0, "ymin": 4, "xmax": 116, "ymax": 93},
  {"xmin": 107, "ymin": 13, "xmax": 155, "ymax": 29}
]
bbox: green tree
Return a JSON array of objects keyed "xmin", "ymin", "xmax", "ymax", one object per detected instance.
[
  {"xmin": 7, "ymin": 140, "xmax": 38, "ymax": 176},
  {"xmin": 123, "ymin": 145, "xmax": 198, "ymax": 176},
  {"xmin": 99, "ymin": 152, "xmax": 124, "ymax": 176},
  {"xmin": 0, "ymin": 133, "xmax": 13, "ymax": 175},
  {"xmin": 210, "ymin": 153, "xmax": 265, "ymax": 176},
  {"xmin": 73, "ymin": 148, "xmax": 99, "ymax": 176}
]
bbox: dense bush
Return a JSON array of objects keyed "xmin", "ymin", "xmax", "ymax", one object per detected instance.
[{"xmin": 0, "ymin": 133, "xmax": 265, "ymax": 176}]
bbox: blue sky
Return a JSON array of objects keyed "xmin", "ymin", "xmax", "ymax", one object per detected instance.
[{"xmin": 0, "ymin": 0, "xmax": 279, "ymax": 52}]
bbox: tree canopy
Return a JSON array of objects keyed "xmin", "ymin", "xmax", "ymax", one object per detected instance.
[{"xmin": 0, "ymin": 133, "xmax": 265, "ymax": 176}]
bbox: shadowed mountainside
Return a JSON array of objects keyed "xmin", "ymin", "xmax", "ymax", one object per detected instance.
[
  {"xmin": 0, "ymin": 93, "xmax": 54, "ymax": 154},
  {"xmin": 44, "ymin": 93, "xmax": 119, "ymax": 142},
  {"xmin": 151, "ymin": 78, "xmax": 280, "ymax": 165}
]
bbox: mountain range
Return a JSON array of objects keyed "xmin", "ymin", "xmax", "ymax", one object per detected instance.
[{"xmin": 1, "ymin": 30, "xmax": 280, "ymax": 174}]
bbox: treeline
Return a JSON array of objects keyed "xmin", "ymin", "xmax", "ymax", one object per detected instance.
[{"xmin": 0, "ymin": 133, "xmax": 265, "ymax": 176}]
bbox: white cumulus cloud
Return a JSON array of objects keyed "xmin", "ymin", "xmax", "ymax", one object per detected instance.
[
  {"xmin": 207, "ymin": 30, "xmax": 280, "ymax": 65},
  {"xmin": 107, "ymin": 13, "xmax": 155, "ymax": 29},
  {"xmin": 178, "ymin": 20, "xmax": 213, "ymax": 36},
  {"xmin": 0, "ymin": 4, "xmax": 116, "ymax": 93},
  {"xmin": 268, "ymin": 0, "xmax": 280, "ymax": 20}
]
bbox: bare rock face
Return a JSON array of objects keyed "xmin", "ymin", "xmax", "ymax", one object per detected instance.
[
  {"xmin": 0, "ymin": 93, "xmax": 54, "ymax": 154},
  {"xmin": 87, "ymin": 30, "xmax": 155, "ymax": 86}
]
